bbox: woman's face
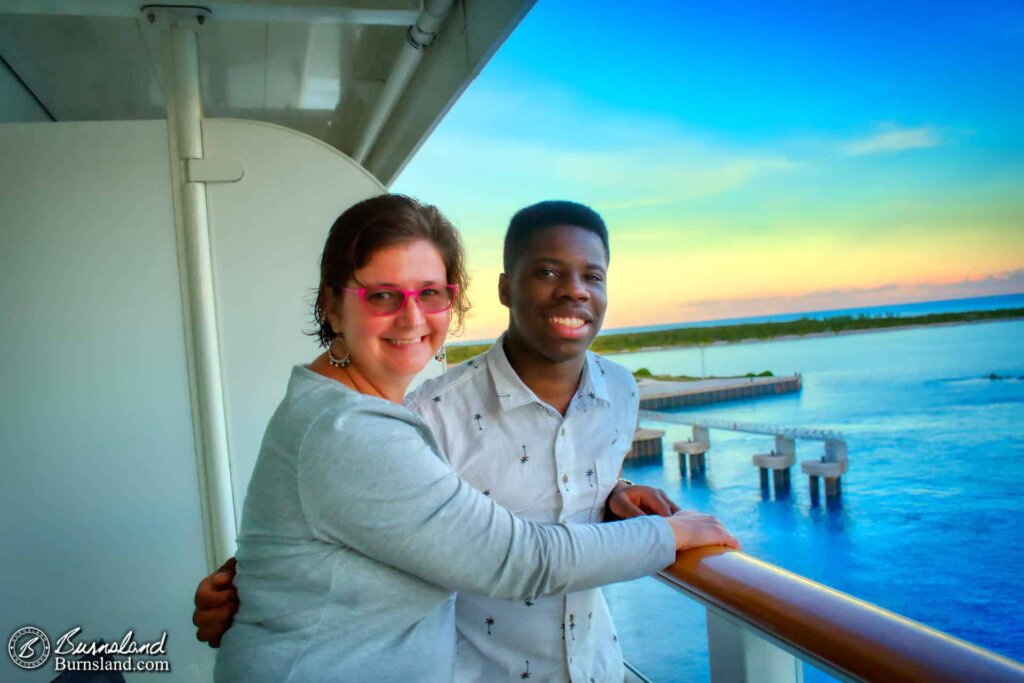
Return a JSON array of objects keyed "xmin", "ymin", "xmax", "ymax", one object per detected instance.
[{"xmin": 326, "ymin": 239, "xmax": 451, "ymax": 391}]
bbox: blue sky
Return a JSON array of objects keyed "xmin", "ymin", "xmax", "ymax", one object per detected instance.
[{"xmin": 393, "ymin": 0, "xmax": 1024, "ymax": 341}]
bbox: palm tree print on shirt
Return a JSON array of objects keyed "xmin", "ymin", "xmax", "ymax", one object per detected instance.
[
  {"xmin": 485, "ymin": 617, "xmax": 494, "ymax": 635},
  {"xmin": 520, "ymin": 661, "xmax": 531, "ymax": 679},
  {"xmin": 473, "ymin": 413, "xmax": 483, "ymax": 430},
  {"xmin": 586, "ymin": 469, "xmax": 594, "ymax": 487},
  {"xmin": 520, "ymin": 445, "xmax": 529, "ymax": 465},
  {"xmin": 432, "ymin": 395, "xmax": 442, "ymax": 404},
  {"xmin": 568, "ymin": 614, "xmax": 576, "ymax": 640}
]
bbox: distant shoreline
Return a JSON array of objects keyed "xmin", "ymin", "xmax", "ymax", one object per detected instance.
[
  {"xmin": 604, "ymin": 315, "xmax": 1024, "ymax": 357},
  {"xmin": 444, "ymin": 308, "xmax": 1024, "ymax": 364}
]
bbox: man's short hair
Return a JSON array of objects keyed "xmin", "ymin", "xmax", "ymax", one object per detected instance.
[{"xmin": 503, "ymin": 200, "xmax": 610, "ymax": 273}]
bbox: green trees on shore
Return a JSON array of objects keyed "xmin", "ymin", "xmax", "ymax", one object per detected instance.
[{"xmin": 445, "ymin": 308, "xmax": 1024, "ymax": 365}]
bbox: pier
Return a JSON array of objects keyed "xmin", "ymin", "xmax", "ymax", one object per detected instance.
[
  {"xmin": 637, "ymin": 374, "xmax": 802, "ymax": 411},
  {"xmin": 632, "ymin": 410, "xmax": 848, "ymax": 503},
  {"xmin": 630, "ymin": 428, "xmax": 666, "ymax": 459}
]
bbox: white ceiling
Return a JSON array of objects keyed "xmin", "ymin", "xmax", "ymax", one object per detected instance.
[{"xmin": 0, "ymin": 0, "xmax": 535, "ymax": 184}]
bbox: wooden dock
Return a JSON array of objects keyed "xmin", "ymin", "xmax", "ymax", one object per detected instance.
[{"xmin": 637, "ymin": 375, "xmax": 801, "ymax": 410}]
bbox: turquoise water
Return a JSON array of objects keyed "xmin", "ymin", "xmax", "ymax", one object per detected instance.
[{"xmin": 604, "ymin": 320, "xmax": 1024, "ymax": 682}]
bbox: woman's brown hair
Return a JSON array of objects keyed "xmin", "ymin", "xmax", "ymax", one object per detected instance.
[{"xmin": 310, "ymin": 194, "xmax": 470, "ymax": 347}]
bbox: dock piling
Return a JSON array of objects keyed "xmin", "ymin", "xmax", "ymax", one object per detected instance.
[
  {"xmin": 630, "ymin": 428, "xmax": 666, "ymax": 462},
  {"xmin": 753, "ymin": 437, "xmax": 795, "ymax": 498},
  {"xmin": 800, "ymin": 440, "xmax": 848, "ymax": 501},
  {"xmin": 673, "ymin": 427, "xmax": 711, "ymax": 479},
  {"xmin": 825, "ymin": 476, "xmax": 841, "ymax": 498}
]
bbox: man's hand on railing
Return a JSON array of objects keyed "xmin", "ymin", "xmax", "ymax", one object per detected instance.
[
  {"xmin": 667, "ymin": 510, "xmax": 741, "ymax": 552},
  {"xmin": 605, "ymin": 482, "xmax": 738, "ymax": 551},
  {"xmin": 607, "ymin": 482, "xmax": 680, "ymax": 519},
  {"xmin": 193, "ymin": 557, "xmax": 239, "ymax": 648}
]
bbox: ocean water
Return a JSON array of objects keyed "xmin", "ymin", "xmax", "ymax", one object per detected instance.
[{"xmin": 603, "ymin": 319, "xmax": 1024, "ymax": 682}]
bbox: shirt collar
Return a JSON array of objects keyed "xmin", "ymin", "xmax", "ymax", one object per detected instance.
[{"xmin": 485, "ymin": 332, "xmax": 611, "ymax": 412}]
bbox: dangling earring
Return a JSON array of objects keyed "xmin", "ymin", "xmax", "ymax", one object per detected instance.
[
  {"xmin": 328, "ymin": 336, "xmax": 351, "ymax": 368},
  {"xmin": 434, "ymin": 347, "xmax": 446, "ymax": 362}
]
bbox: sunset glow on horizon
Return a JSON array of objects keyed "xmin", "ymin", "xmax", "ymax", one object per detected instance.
[{"xmin": 393, "ymin": 0, "xmax": 1024, "ymax": 342}]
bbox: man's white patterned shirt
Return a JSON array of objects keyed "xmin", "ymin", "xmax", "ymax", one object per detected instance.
[{"xmin": 406, "ymin": 336, "xmax": 641, "ymax": 682}]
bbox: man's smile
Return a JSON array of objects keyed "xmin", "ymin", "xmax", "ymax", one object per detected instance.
[{"xmin": 547, "ymin": 316, "xmax": 587, "ymax": 329}]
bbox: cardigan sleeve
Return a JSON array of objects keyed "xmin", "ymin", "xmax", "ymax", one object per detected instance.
[{"xmin": 297, "ymin": 404, "xmax": 675, "ymax": 600}]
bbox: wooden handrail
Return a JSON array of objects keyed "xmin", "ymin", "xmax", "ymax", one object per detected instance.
[{"xmin": 660, "ymin": 547, "xmax": 1024, "ymax": 683}]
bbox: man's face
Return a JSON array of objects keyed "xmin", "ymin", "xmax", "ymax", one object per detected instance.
[{"xmin": 499, "ymin": 224, "xmax": 608, "ymax": 364}]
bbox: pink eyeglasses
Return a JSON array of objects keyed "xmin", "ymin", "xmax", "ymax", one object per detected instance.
[{"xmin": 339, "ymin": 284, "xmax": 458, "ymax": 316}]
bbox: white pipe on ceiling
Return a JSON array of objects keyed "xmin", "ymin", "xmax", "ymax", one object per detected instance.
[
  {"xmin": 352, "ymin": 0, "xmax": 455, "ymax": 165},
  {"xmin": 0, "ymin": 0, "xmax": 420, "ymax": 26}
]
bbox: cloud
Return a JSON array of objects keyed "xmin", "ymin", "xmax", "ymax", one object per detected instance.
[
  {"xmin": 841, "ymin": 125, "xmax": 943, "ymax": 156},
  {"xmin": 672, "ymin": 269, "xmax": 1024, "ymax": 322},
  {"xmin": 596, "ymin": 157, "xmax": 797, "ymax": 210},
  {"xmin": 401, "ymin": 131, "xmax": 796, "ymax": 220},
  {"xmin": 395, "ymin": 76, "xmax": 803, "ymax": 221}
]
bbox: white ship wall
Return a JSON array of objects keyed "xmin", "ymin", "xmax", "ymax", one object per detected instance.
[{"xmin": 0, "ymin": 117, "xmax": 407, "ymax": 680}]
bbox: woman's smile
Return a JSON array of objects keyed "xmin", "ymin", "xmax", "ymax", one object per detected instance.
[{"xmin": 384, "ymin": 335, "xmax": 428, "ymax": 346}]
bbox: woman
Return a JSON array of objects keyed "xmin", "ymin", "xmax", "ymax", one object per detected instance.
[{"xmin": 214, "ymin": 194, "xmax": 738, "ymax": 681}]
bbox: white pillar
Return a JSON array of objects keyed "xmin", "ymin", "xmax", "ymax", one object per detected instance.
[
  {"xmin": 162, "ymin": 12, "xmax": 237, "ymax": 569},
  {"xmin": 775, "ymin": 435, "xmax": 796, "ymax": 457}
]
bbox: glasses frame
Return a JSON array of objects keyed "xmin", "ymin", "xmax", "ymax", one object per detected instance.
[{"xmin": 338, "ymin": 284, "xmax": 459, "ymax": 317}]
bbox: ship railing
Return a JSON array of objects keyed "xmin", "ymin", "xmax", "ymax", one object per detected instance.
[{"xmin": 624, "ymin": 546, "xmax": 1024, "ymax": 683}]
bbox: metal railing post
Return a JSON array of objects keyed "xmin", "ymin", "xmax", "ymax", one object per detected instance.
[{"xmin": 707, "ymin": 610, "xmax": 804, "ymax": 683}]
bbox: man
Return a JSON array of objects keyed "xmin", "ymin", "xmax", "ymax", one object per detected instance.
[{"xmin": 195, "ymin": 200, "xmax": 684, "ymax": 681}]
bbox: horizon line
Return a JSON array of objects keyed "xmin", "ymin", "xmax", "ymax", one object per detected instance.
[{"xmin": 447, "ymin": 291, "xmax": 1024, "ymax": 347}]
